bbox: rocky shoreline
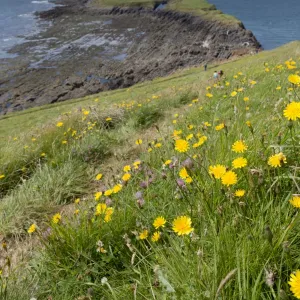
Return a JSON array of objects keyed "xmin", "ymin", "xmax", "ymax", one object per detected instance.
[{"xmin": 0, "ymin": 0, "xmax": 260, "ymax": 115}]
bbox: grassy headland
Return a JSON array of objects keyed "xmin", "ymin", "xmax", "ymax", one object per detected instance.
[
  {"xmin": 0, "ymin": 42, "xmax": 300, "ymax": 299},
  {"xmin": 89, "ymin": 0, "xmax": 239, "ymax": 23}
]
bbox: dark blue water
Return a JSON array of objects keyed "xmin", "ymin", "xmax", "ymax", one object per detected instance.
[
  {"xmin": 0, "ymin": 0, "xmax": 54, "ymax": 58},
  {"xmin": 211, "ymin": 0, "xmax": 300, "ymax": 50}
]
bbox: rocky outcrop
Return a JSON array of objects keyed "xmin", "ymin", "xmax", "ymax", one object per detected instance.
[{"xmin": 0, "ymin": 2, "xmax": 260, "ymax": 114}]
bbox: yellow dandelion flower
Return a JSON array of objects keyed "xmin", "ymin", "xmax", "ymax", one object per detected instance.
[
  {"xmin": 288, "ymin": 74, "xmax": 300, "ymax": 85},
  {"xmin": 221, "ymin": 171, "xmax": 238, "ymax": 186},
  {"xmin": 94, "ymin": 191, "xmax": 102, "ymax": 201},
  {"xmin": 104, "ymin": 189, "xmax": 113, "ymax": 197},
  {"xmin": 179, "ymin": 167, "xmax": 189, "ymax": 179},
  {"xmin": 83, "ymin": 110, "xmax": 90, "ymax": 116},
  {"xmin": 245, "ymin": 121, "xmax": 251, "ymax": 127},
  {"xmin": 74, "ymin": 198, "xmax": 80, "ymax": 204},
  {"xmin": 164, "ymin": 160, "xmax": 172, "ymax": 165},
  {"xmin": 209, "ymin": 165, "xmax": 226, "ymax": 179},
  {"xmin": 204, "ymin": 122, "xmax": 211, "ymax": 127},
  {"xmin": 244, "ymin": 97, "xmax": 249, "ymax": 101},
  {"xmin": 172, "ymin": 120, "xmax": 177, "ymax": 124},
  {"xmin": 95, "ymin": 203, "xmax": 107, "ymax": 216},
  {"xmin": 235, "ymin": 189, "xmax": 245, "ymax": 197},
  {"xmin": 232, "ymin": 140, "xmax": 248, "ymax": 153},
  {"xmin": 104, "ymin": 207, "xmax": 114, "ymax": 222},
  {"xmin": 106, "ymin": 117, "xmax": 112, "ymax": 121},
  {"xmin": 276, "ymin": 86, "xmax": 281, "ymax": 90},
  {"xmin": 289, "ymin": 270, "xmax": 300, "ymax": 299},
  {"xmin": 95, "ymin": 173, "xmax": 103, "ymax": 180},
  {"xmin": 188, "ymin": 124, "xmax": 194, "ymax": 130},
  {"xmin": 27, "ymin": 224, "xmax": 36, "ymax": 234},
  {"xmin": 153, "ymin": 216, "xmax": 166, "ymax": 229},
  {"xmin": 113, "ymin": 184, "xmax": 122, "ymax": 194},
  {"xmin": 74, "ymin": 209, "xmax": 80, "ymax": 215},
  {"xmin": 186, "ymin": 134, "xmax": 193, "ymax": 141},
  {"xmin": 139, "ymin": 230, "xmax": 148, "ymax": 240},
  {"xmin": 185, "ymin": 176, "xmax": 193, "ymax": 183},
  {"xmin": 250, "ymin": 80, "xmax": 257, "ymax": 85},
  {"xmin": 62, "ymin": 140, "xmax": 67, "ymax": 144},
  {"xmin": 231, "ymin": 91, "xmax": 237, "ymax": 97},
  {"xmin": 268, "ymin": 152, "xmax": 287, "ymax": 168},
  {"xmin": 206, "ymin": 93, "xmax": 213, "ymax": 98},
  {"xmin": 215, "ymin": 123, "xmax": 225, "ymax": 131},
  {"xmin": 123, "ymin": 165, "xmax": 131, "ymax": 172},
  {"xmin": 290, "ymin": 196, "xmax": 300, "ymax": 208},
  {"xmin": 232, "ymin": 157, "xmax": 248, "ymax": 169},
  {"xmin": 175, "ymin": 139, "xmax": 189, "ymax": 153},
  {"xmin": 122, "ymin": 173, "xmax": 131, "ymax": 182},
  {"xmin": 0, "ymin": 174, "xmax": 5, "ymax": 180},
  {"xmin": 133, "ymin": 160, "xmax": 141, "ymax": 169},
  {"xmin": 56, "ymin": 122, "xmax": 64, "ymax": 127},
  {"xmin": 225, "ymin": 81, "xmax": 230, "ymax": 86},
  {"xmin": 283, "ymin": 101, "xmax": 300, "ymax": 121},
  {"xmin": 52, "ymin": 213, "xmax": 61, "ymax": 224},
  {"xmin": 154, "ymin": 143, "xmax": 162, "ymax": 148},
  {"xmin": 135, "ymin": 139, "xmax": 143, "ymax": 145},
  {"xmin": 172, "ymin": 216, "xmax": 194, "ymax": 236},
  {"xmin": 237, "ymin": 88, "xmax": 244, "ymax": 92},
  {"xmin": 151, "ymin": 232, "xmax": 161, "ymax": 242}
]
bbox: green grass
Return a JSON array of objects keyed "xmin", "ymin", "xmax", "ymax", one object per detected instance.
[
  {"xmin": 88, "ymin": 0, "xmax": 239, "ymax": 23},
  {"xmin": 1, "ymin": 42, "xmax": 300, "ymax": 299}
]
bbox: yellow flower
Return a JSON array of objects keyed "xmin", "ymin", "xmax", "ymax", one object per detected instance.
[
  {"xmin": 95, "ymin": 203, "xmax": 107, "ymax": 215},
  {"xmin": 173, "ymin": 130, "xmax": 182, "ymax": 138},
  {"xmin": 268, "ymin": 152, "xmax": 287, "ymax": 168},
  {"xmin": 62, "ymin": 140, "xmax": 67, "ymax": 144},
  {"xmin": 250, "ymin": 80, "xmax": 257, "ymax": 85},
  {"xmin": 122, "ymin": 173, "xmax": 131, "ymax": 182},
  {"xmin": 232, "ymin": 157, "xmax": 248, "ymax": 169},
  {"xmin": 0, "ymin": 174, "xmax": 5, "ymax": 180},
  {"xmin": 27, "ymin": 224, "xmax": 36, "ymax": 234},
  {"xmin": 172, "ymin": 216, "xmax": 194, "ymax": 236},
  {"xmin": 204, "ymin": 122, "xmax": 211, "ymax": 127},
  {"xmin": 164, "ymin": 160, "xmax": 172, "ymax": 165},
  {"xmin": 83, "ymin": 110, "xmax": 90, "ymax": 116},
  {"xmin": 209, "ymin": 165, "xmax": 226, "ymax": 179},
  {"xmin": 283, "ymin": 101, "xmax": 300, "ymax": 121},
  {"xmin": 244, "ymin": 97, "xmax": 249, "ymax": 102},
  {"xmin": 94, "ymin": 191, "xmax": 102, "ymax": 201},
  {"xmin": 106, "ymin": 117, "xmax": 112, "ymax": 121},
  {"xmin": 179, "ymin": 167, "xmax": 189, "ymax": 179},
  {"xmin": 288, "ymin": 74, "xmax": 300, "ymax": 85},
  {"xmin": 153, "ymin": 216, "xmax": 166, "ymax": 229},
  {"xmin": 151, "ymin": 232, "xmax": 161, "ymax": 242},
  {"xmin": 186, "ymin": 134, "xmax": 193, "ymax": 141},
  {"xmin": 232, "ymin": 140, "xmax": 248, "ymax": 153},
  {"xmin": 221, "ymin": 171, "xmax": 238, "ymax": 186},
  {"xmin": 133, "ymin": 160, "xmax": 141, "ymax": 169},
  {"xmin": 104, "ymin": 207, "xmax": 114, "ymax": 222},
  {"xmin": 135, "ymin": 139, "xmax": 143, "ymax": 145},
  {"xmin": 215, "ymin": 123, "xmax": 225, "ymax": 131},
  {"xmin": 290, "ymin": 196, "xmax": 300, "ymax": 208},
  {"xmin": 225, "ymin": 81, "xmax": 230, "ymax": 86},
  {"xmin": 74, "ymin": 198, "xmax": 80, "ymax": 204},
  {"xmin": 139, "ymin": 230, "xmax": 148, "ymax": 240},
  {"xmin": 237, "ymin": 88, "xmax": 244, "ymax": 92},
  {"xmin": 56, "ymin": 122, "xmax": 64, "ymax": 127},
  {"xmin": 40, "ymin": 153, "xmax": 46, "ymax": 157},
  {"xmin": 154, "ymin": 143, "xmax": 162, "ymax": 148},
  {"xmin": 95, "ymin": 173, "xmax": 103, "ymax": 180},
  {"xmin": 52, "ymin": 213, "xmax": 61, "ymax": 224},
  {"xmin": 265, "ymin": 68, "xmax": 270, "ymax": 72},
  {"xmin": 235, "ymin": 189, "xmax": 245, "ymax": 197},
  {"xmin": 188, "ymin": 124, "xmax": 194, "ymax": 130},
  {"xmin": 231, "ymin": 91, "xmax": 237, "ymax": 97},
  {"xmin": 123, "ymin": 165, "xmax": 131, "ymax": 172},
  {"xmin": 289, "ymin": 270, "xmax": 300, "ymax": 299},
  {"xmin": 104, "ymin": 189, "xmax": 113, "ymax": 197},
  {"xmin": 206, "ymin": 93, "xmax": 213, "ymax": 98},
  {"xmin": 175, "ymin": 139, "xmax": 189, "ymax": 153},
  {"xmin": 74, "ymin": 209, "xmax": 80, "ymax": 215},
  {"xmin": 113, "ymin": 184, "xmax": 122, "ymax": 194},
  {"xmin": 276, "ymin": 86, "xmax": 281, "ymax": 90},
  {"xmin": 245, "ymin": 121, "xmax": 251, "ymax": 127}
]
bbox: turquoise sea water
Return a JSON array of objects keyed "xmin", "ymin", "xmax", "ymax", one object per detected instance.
[{"xmin": 211, "ymin": 0, "xmax": 300, "ymax": 50}]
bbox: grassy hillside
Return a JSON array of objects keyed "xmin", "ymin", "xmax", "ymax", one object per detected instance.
[
  {"xmin": 1, "ymin": 42, "xmax": 300, "ymax": 299},
  {"xmin": 89, "ymin": 0, "xmax": 239, "ymax": 23}
]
